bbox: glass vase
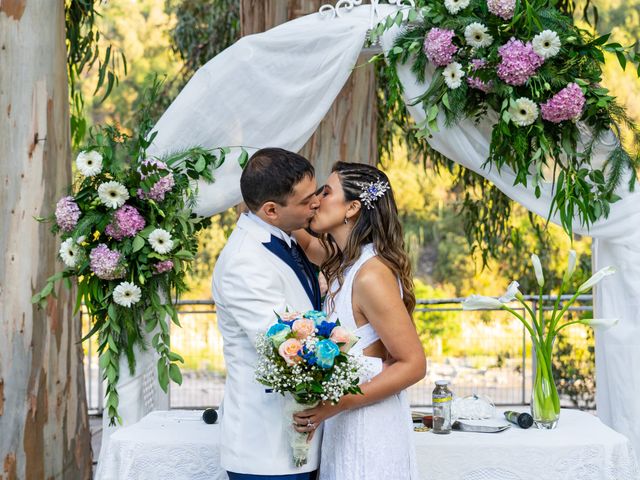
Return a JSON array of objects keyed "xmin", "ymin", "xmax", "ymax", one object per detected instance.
[{"xmin": 531, "ymin": 345, "xmax": 561, "ymax": 429}]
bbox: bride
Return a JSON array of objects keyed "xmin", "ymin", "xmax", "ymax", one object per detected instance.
[{"xmin": 293, "ymin": 161, "xmax": 426, "ymax": 480}]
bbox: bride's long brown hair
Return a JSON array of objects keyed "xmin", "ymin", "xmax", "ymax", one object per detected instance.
[{"xmin": 321, "ymin": 162, "xmax": 415, "ymax": 315}]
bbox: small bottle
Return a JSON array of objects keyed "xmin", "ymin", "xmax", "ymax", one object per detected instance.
[{"xmin": 432, "ymin": 380, "xmax": 453, "ymax": 434}]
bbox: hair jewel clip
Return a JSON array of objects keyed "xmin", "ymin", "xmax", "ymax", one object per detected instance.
[{"xmin": 358, "ymin": 180, "xmax": 390, "ymax": 209}]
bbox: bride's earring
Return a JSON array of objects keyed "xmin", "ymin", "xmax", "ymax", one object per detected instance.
[{"xmin": 344, "ymin": 216, "xmax": 349, "ymax": 224}]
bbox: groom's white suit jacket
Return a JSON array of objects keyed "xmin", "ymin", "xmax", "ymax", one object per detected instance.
[{"xmin": 212, "ymin": 213, "xmax": 321, "ymax": 475}]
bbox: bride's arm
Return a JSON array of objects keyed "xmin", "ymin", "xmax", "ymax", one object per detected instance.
[
  {"xmin": 293, "ymin": 259, "xmax": 426, "ymax": 431},
  {"xmin": 292, "ymin": 228, "xmax": 328, "ymax": 266}
]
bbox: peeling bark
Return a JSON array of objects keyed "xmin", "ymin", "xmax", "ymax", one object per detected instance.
[
  {"xmin": 240, "ymin": 0, "xmax": 378, "ymax": 181},
  {"xmin": 0, "ymin": 2, "xmax": 92, "ymax": 479}
]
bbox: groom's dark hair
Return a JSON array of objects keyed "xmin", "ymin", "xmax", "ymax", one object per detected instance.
[{"xmin": 241, "ymin": 148, "xmax": 315, "ymax": 212}]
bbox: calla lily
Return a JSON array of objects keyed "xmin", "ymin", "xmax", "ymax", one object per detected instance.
[
  {"xmin": 499, "ymin": 281, "xmax": 521, "ymax": 303},
  {"xmin": 563, "ymin": 249, "xmax": 577, "ymax": 283},
  {"xmin": 580, "ymin": 318, "xmax": 619, "ymax": 330},
  {"xmin": 462, "ymin": 295, "xmax": 503, "ymax": 310},
  {"xmin": 531, "ymin": 254, "xmax": 544, "ymax": 287},
  {"xmin": 578, "ymin": 265, "xmax": 616, "ymax": 292}
]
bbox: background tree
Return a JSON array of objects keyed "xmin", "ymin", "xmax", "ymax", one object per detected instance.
[{"xmin": 0, "ymin": 2, "xmax": 92, "ymax": 478}]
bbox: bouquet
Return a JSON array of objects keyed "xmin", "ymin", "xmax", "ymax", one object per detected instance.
[
  {"xmin": 372, "ymin": 0, "xmax": 640, "ymax": 235},
  {"xmin": 462, "ymin": 250, "xmax": 617, "ymax": 428},
  {"xmin": 255, "ymin": 310, "xmax": 362, "ymax": 467},
  {"xmin": 31, "ymin": 80, "xmax": 248, "ymax": 425}
]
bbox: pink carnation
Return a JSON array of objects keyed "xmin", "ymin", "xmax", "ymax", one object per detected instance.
[
  {"xmin": 540, "ymin": 83, "xmax": 586, "ymax": 123},
  {"xmin": 89, "ymin": 244, "xmax": 125, "ymax": 280},
  {"xmin": 55, "ymin": 196, "xmax": 81, "ymax": 232},
  {"xmin": 153, "ymin": 260, "xmax": 174, "ymax": 275},
  {"xmin": 497, "ymin": 38, "xmax": 543, "ymax": 86},
  {"xmin": 105, "ymin": 205, "xmax": 146, "ymax": 240},
  {"xmin": 424, "ymin": 28, "xmax": 458, "ymax": 67},
  {"xmin": 487, "ymin": 0, "xmax": 516, "ymax": 20}
]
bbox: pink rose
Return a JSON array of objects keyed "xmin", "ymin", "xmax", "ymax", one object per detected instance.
[
  {"xmin": 278, "ymin": 338, "xmax": 303, "ymax": 366},
  {"xmin": 280, "ymin": 311, "xmax": 303, "ymax": 321},
  {"xmin": 292, "ymin": 319, "xmax": 315, "ymax": 340},
  {"xmin": 330, "ymin": 326, "xmax": 358, "ymax": 353}
]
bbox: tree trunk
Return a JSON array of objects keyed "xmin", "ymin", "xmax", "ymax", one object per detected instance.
[
  {"xmin": 0, "ymin": 2, "xmax": 92, "ymax": 479},
  {"xmin": 240, "ymin": 0, "xmax": 378, "ymax": 182}
]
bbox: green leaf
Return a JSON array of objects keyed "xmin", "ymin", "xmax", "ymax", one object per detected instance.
[
  {"xmin": 168, "ymin": 351, "xmax": 184, "ymax": 363},
  {"xmin": 194, "ymin": 156, "xmax": 206, "ymax": 173},
  {"xmin": 169, "ymin": 363, "xmax": 183, "ymax": 385},
  {"xmin": 132, "ymin": 235, "xmax": 145, "ymax": 253}
]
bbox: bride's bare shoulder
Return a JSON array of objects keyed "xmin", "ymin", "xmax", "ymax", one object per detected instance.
[{"xmin": 353, "ymin": 257, "xmax": 399, "ymax": 295}]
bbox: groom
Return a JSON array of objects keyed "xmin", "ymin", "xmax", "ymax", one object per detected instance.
[{"xmin": 213, "ymin": 148, "xmax": 323, "ymax": 479}]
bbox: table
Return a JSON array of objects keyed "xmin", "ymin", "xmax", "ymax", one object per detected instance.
[{"xmin": 95, "ymin": 409, "xmax": 639, "ymax": 480}]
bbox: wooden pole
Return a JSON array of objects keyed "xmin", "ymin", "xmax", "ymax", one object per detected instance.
[{"xmin": 0, "ymin": 1, "xmax": 92, "ymax": 478}]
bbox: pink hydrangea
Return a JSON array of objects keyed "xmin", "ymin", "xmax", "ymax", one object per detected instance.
[
  {"xmin": 467, "ymin": 59, "xmax": 493, "ymax": 93},
  {"xmin": 153, "ymin": 260, "xmax": 174, "ymax": 275},
  {"xmin": 55, "ymin": 196, "xmax": 81, "ymax": 232},
  {"xmin": 424, "ymin": 28, "xmax": 458, "ymax": 67},
  {"xmin": 137, "ymin": 159, "xmax": 175, "ymax": 202},
  {"xmin": 497, "ymin": 38, "xmax": 543, "ymax": 86},
  {"xmin": 487, "ymin": 0, "xmax": 516, "ymax": 20},
  {"xmin": 540, "ymin": 83, "xmax": 586, "ymax": 123},
  {"xmin": 105, "ymin": 205, "xmax": 146, "ymax": 240},
  {"xmin": 89, "ymin": 244, "xmax": 125, "ymax": 280}
]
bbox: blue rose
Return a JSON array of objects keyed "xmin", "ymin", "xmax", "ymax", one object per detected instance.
[
  {"xmin": 304, "ymin": 310, "xmax": 327, "ymax": 325},
  {"xmin": 266, "ymin": 323, "xmax": 291, "ymax": 348},
  {"xmin": 316, "ymin": 320, "xmax": 337, "ymax": 338},
  {"xmin": 314, "ymin": 339, "xmax": 341, "ymax": 369}
]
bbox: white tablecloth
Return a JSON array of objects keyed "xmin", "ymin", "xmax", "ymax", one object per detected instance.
[{"xmin": 95, "ymin": 409, "xmax": 639, "ymax": 480}]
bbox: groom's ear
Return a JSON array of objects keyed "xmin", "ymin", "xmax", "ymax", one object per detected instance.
[{"xmin": 261, "ymin": 201, "xmax": 279, "ymax": 220}]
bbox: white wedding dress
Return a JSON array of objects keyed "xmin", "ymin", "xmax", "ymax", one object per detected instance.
[{"xmin": 319, "ymin": 244, "xmax": 420, "ymax": 480}]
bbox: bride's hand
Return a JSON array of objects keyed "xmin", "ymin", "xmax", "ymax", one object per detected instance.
[{"xmin": 292, "ymin": 400, "xmax": 343, "ymax": 442}]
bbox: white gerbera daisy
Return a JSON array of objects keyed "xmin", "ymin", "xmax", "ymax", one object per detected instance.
[
  {"xmin": 443, "ymin": 62, "xmax": 465, "ymax": 89},
  {"xmin": 113, "ymin": 281, "xmax": 142, "ymax": 308},
  {"xmin": 148, "ymin": 228, "xmax": 174, "ymax": 254},
  {"xmin": 59, "ymin": 238, "xmax": 82, "ymax": 268},
  {"xmin": 509, "ymin": 97, "xmax": 539, "ymax": 126},
  {"xmin": 98, "ymin": 181, "xmax": 129, "ymax": 209},
  {"xmin": 444, "ymin": 0, "xmax": 470, "ymax": 14},
  {"xmin": 464, "ymin": 22, "xmax": 493, "ymax": 48},
  {"xmin": 76, "ymin": 150, "xmax": 103, "ymax": 177},
  {"xmin": 532, "ymin": 30, "xmax": 561, "ymax": 59}
]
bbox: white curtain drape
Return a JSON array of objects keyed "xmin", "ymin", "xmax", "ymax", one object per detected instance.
[{"xmin": 132, "ymin": 2, "xmax": 638, "ymax": 459}]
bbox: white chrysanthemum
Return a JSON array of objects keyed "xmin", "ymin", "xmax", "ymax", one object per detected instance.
[
  {"xmin": 148, "ymin": 228, "xmax": 174, "ymax": 254},
  {"xmin": 113, "ymin": 281, "xmax": 142, "ymax": 308},
  {"xmin": 443, "ymin": 62, "xmax": 464, "ymax": 89},
  {"xmin": 532, "ymin": 30, "xmax": 561, "ymax": 59},
  {"xmin": 76, "ymin": 150, "xmax": 103, "ymax": 177},
  {"xmin": 509, "ymin": 97, "xmax": 539, "ymax": 126},
  {"xmin": 444, "ymin": 0, "xmax": 470, "ymax": 14},
  {"xmin": 98, "ymin": 181, "xmax": 129, "ymax": 209},
  {"xmin": 59, "ymin": 238, "xmax": 81, "ymax": 268},
  {"xmin": 464, "ymin": 22, "xmax": 493, "ymax": 48}
]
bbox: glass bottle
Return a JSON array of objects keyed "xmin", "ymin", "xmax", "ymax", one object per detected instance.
[{"xmin": 432, "ymin": 380, "xmax": 452, "ymax": 434}]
